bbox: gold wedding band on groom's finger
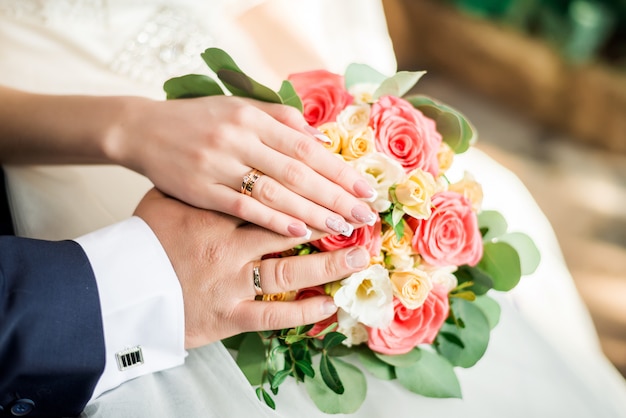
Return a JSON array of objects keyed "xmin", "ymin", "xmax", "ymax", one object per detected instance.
[
  {"xmin": 252, "ymin": 260, "xmax": 263, "ymax": 298},
  {"xmin": 241, "ymin": 169, "xmax": 263, "ymax": 197}
]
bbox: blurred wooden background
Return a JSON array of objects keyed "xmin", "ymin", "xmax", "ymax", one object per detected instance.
[{"xmin": 381, "ymin": 0, "xmax": 626, "ymax": 377}]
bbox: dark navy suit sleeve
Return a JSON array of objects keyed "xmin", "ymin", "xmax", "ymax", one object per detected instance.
[{"xmin": 0, "ymin": 236, "xmax": 106, "ymax": 417}]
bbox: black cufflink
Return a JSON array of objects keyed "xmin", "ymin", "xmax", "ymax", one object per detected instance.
[{"xmin": 115, "ymin": 346, "xmax": 144, "ymax": 371}]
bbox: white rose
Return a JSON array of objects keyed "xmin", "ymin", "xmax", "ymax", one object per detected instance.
[
  {"xmin": 348, "ymin": 82, "xmax": 379, "ymax": 104},
  {"xmin": 337, "ymin": 104, "xmax": 370, "ymax": 134},
  {"xmin": 350, "ymin": 152, "xmax": 405, "ymax": 212},
  {"xmin": 334, "ymin": 264, "xmax": 394, "ymax": 328}
]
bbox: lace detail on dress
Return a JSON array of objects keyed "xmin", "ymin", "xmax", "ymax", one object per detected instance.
[
  {"xmin": 0, "ymin": 0, "xmax": 106, "ymax": 23},
  {"xmin": 109, "ymin": 6, "xmax": 213, "ymax": 84}
]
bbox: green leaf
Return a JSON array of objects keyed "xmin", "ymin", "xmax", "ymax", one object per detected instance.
[
  {"xmin": 478, "ymin": 242, "xmax": 522, "ymax": 291},
  {"xmin": 284, "ymin": 334, "xmax": 307, "ymax": 344},
  {"xmin": 256, "ymin": 387, "xmax": 276, "ymax": 410},
  {"xmin": 454, "ymin": 265, "xmax": 494, "ymax": 295},
  {"xmin": 472, "ymin": 295, "xmax": 501, "ymax": 330},
  {"xmin": 236, "ymin": 333, "xmax": 266, "ymax": 385},
  {"xmin": 270, "ymin": 369, "xmax": 291, "ymax": 390},
  {"xmin": 323, "ymin": 332, "xmax": 347, "ymax": 350},
  {"xmin": 405, "ymin": 95, "xmax": 476, "ymax": 154},
  {"xmin": 277, "ymin": 80, "xmax": 303, "ymax": 111},
  {"xmin": 163, "ymin": 74, "xmax": 225, "ymax": 99},
  {"xmin": 221, "ymin": 333, "xmax": 246, "ymax": 350},
  {"xmin": 437, "ymin": 299, "xmax": 491, "ymax": 368},
  {"xmin": 497, "ymin": 232, "xmax": 541, "ymax": 275},
  {"xmin": 374, "ymin": 71, "xmax": 426, "ymax": 99},
  {"xmin": 396, "ymin": 350, "xmax": 462, "ymax": 398},
  {"xmin": 357, "ymin": 349, "xmax": 396, "ymax": 380},
  {"xmin": 344, "ymin": 63, "xmax": 388, "ymax": 89},
  {"xmin": 320, "ymin": 353, "xmax": 344, "ymax": 394},
  {"xmin": 438, "ymin": 331, "xmax": 465, "ymax": 348},
  {"xmin": 295, "ymin": 359, "xmax": 315, "ymax": 379},
  {"xmin": 375, "ymin": 348, "xmax": 422, "ymax": 367},
  {"xmin": 305, "ymin": 358, "xmax": 367, "ymax": 414},
  {"xmin": 478, "ymin": 210, "xmax": 509, "ymax": 241},
  {"xmin": 200, "ymin": 48, "xmax": 282, "ymax": 104}
]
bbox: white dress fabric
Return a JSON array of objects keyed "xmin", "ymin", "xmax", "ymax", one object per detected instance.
[{"xmin": 1, "ymin": 1, "xmax": 625, "ymax": 417}]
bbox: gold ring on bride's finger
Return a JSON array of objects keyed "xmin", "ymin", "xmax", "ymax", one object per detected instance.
[
  {"xmin": 252, "ymin": 260, "xmax": 263, "ymax": 297},
  {"xmin": 241, "ymin": 169, "xmax": 263, "ymax": 197}
]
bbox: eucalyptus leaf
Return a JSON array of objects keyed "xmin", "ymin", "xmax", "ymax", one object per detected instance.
[
  {"xmin": 497, "ymin": 232, "xmax": 541, "ymax": 275},
  {"xmin": 405, "ymin": 95, "xmax": 476, "ymax": 153},
  {"xmin": 344, "ymin": 63, "xmax": 388, "ymax": 89},
  {"xmin": 478, "ymin": 210, "xmax": 509, "ymax": 241},
  {"xmin": 454, "ymin": 265, "xmax": 494, "ymax": 295},
  {"xmin": 163, "ymin": 74, "xmax": 224, "ymax": 99},
  {"xmin": 221, "ymin": 333, "xmax": 245, "ymax": 350},
  {"xmin": 305, "ymin": 358, "xmax": 367, "ymax": 414},
  {"xmin": 217, "ymin": 69, "xmax": 282, "ymax": 103},
  {"xmin": 478, "ymin": 242, "xmax": 522, "ymax": 291},
  {"xmin": 357, "ymin": 349, "xmax": 396, "ymax": 380},
  {"xmin": 201, "ymin": 48, "xmax": 282, "ymax": 104},
  {"xmin": 236, "ymin": 333, "xmax": 266, "ymax": 385},
  {"xmin": 437, "ymin": 299, "xmax": 491, "ymax": 368},
  {"xmin": 374, "ymin": 71, "xmax": 426, "ymax": 99},
  {"xmin": 277, "ymin": 80, "xmax": 303, "ymax": 111},
  {"xmin": 472, "ymin": 295, "xmax": 501, "ymax": 330},
  {"xmin": 375, "ymin": 348, "xmax": 422, "ymax": 367},
  {"xmin": 396, "ymin": 350, "xmax": 462, "ymax": 398}
]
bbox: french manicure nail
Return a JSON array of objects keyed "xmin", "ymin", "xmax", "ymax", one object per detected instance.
[
  {"xmin": 351, "ymin": 205, "xmax": 377, "ymax": 226},
  {"xmin": 326, "ymin": 216, "xmax": 354, "ymax": 237},
  {"xmin": 354, "ymin": 179, "xmax": 377, "ymax": 201},
  {"xmin": 321, "ymin": 300, "xmax": 338, "ymax": 316},
  {"xmin": 303, "ymin": 125, "xmax": 332, "ymax": 144},
  {"xmin": 346, "ymin": 247, "xmax": 369, "ymax": 269},
  {"xmin": 288, "ymin": 223, "xmax": 312, "ymax": 239}
]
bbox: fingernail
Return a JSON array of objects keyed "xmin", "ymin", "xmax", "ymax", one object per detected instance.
[
  {"xmin": 304, "ymin": 125, "xmax": 332, "ymax": 144},
  {"xmin": 351, "ymin": 205, "xmax": 377, "ymax": 226},
  {"xmin": 354, "ymin": 179, "xmax": 377, "ymax": 201},
  {"xmin": 321, "ymin": 300, "xmax": 338, "ymax": 316},
  {"xmin": 326, "ymin": 216, "xmax": 354, "ymax": 237},
  {"xmin": 288, "ymin": 223, "xmax": 312, "ymax": 239},
  {"xmin": 346, "ymin": 247, "xmax": 369, "ymax": 269}
]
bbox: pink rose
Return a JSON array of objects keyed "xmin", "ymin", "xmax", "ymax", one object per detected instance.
[
  {"xmin": 288, "ymin": 70, "xmax": 354, "ymax": 127},
  {"xmin": 296, "ymin": 286, "xmax": 337, "ymax": 338},
  {"xmin": 367, "ymin": 286, "xmax": 449, "ymax": 355},
  {"xmin": 369, "ymin": 95, "xmax": 442, "ymax": 176},
  {"xmin": 312, "ymin": 218, "xmax": 382, "ymax": 257},
  {"xmin": 411, "ymin": 191, "xmax": 483, "ymax": 267}
]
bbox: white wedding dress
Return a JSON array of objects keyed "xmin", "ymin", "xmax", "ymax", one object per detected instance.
[{"xmin": 1, "ymin": 1, "xmax": 625, "ymax": 417}]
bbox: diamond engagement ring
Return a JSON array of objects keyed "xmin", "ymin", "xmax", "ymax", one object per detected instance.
[
  {"xmin": 252, "ymin": 261, "xmax": 263, "ymax": 297},
  {"xmin": 241, "ymin": 169, "xmax": 263, "ymax": 196}
]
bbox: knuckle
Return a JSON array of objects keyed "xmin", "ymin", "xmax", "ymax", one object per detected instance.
[
  {"xmin": 228, "ymin": 197, "xmax": 250, "ymax": 219},
  {"xmin": 259, "ymin": 305, "xmax": 284, "ymax": 330},
  {"xmin": 282, "ymin": 161, "xmax": 307, "ymax": 188},
  {"xmin": 229, "ymin": 102, "xmax": 258, "ymax": 126},
  {"xmin": 273, "ymin": 258, "xmax": 297, "ymax": 291},
  {"xmin": 257, "ymin": 178, "xmax": 280, "ymax": 204},
  {"xmin": 293, "ymin": 136, "xmax": 317, "ymax": 161},
  {"xmin": 323, "ymin": 252, "xmax": 342, "ymax": 280}
]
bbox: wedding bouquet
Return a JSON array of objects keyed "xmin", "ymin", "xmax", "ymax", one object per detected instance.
[{"xmin": 164, "ymin": 48, "xmax": 541, "ymax": 414}]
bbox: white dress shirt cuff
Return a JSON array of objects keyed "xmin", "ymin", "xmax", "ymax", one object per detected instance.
[{"xmin": 74, "ymin": 216, "xmax": 187, "ymax": 400}]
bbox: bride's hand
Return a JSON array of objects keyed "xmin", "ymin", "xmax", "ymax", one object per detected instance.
[
  {"xmin": 110, "ymin": 95, "xmax": 377, "ymax": 238},
  {"xmin": 134, "ymin": 188, "xmax": 370, "ymax": 348}
]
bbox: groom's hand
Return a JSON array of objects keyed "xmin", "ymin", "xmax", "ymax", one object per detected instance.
[{"xmin": 134, "ymin": 188, "xmax": 369, "ymax": 349}]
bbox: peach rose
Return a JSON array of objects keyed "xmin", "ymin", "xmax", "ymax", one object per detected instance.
[
  {"xmin": 341, "ymin": 127, "xmax": 375, "ymax": 161},
  {"xmin": 317, "ymin": 122, "xmax": 345, "ymax": 154},
  {"xmin": 288, "ymin": 70, "xmax": 354, "ymax": 127},
  {"xmin": 369, "ymin": 95, "xmax": 442, "ymax": 176},
  {"xmin": 367, "ymin": 285, "xmax": 449, "ymax": 355},
  {"xmin": 312, "ymin": 218, "xmax": 382, "ymax": 257},
  {"xmin": 411, "ymin": 191, "xmax": 483, "ymax": 267},
  {"xmin": 448, "ymin": 171, "xmax": 484, "ymax": 212}
]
